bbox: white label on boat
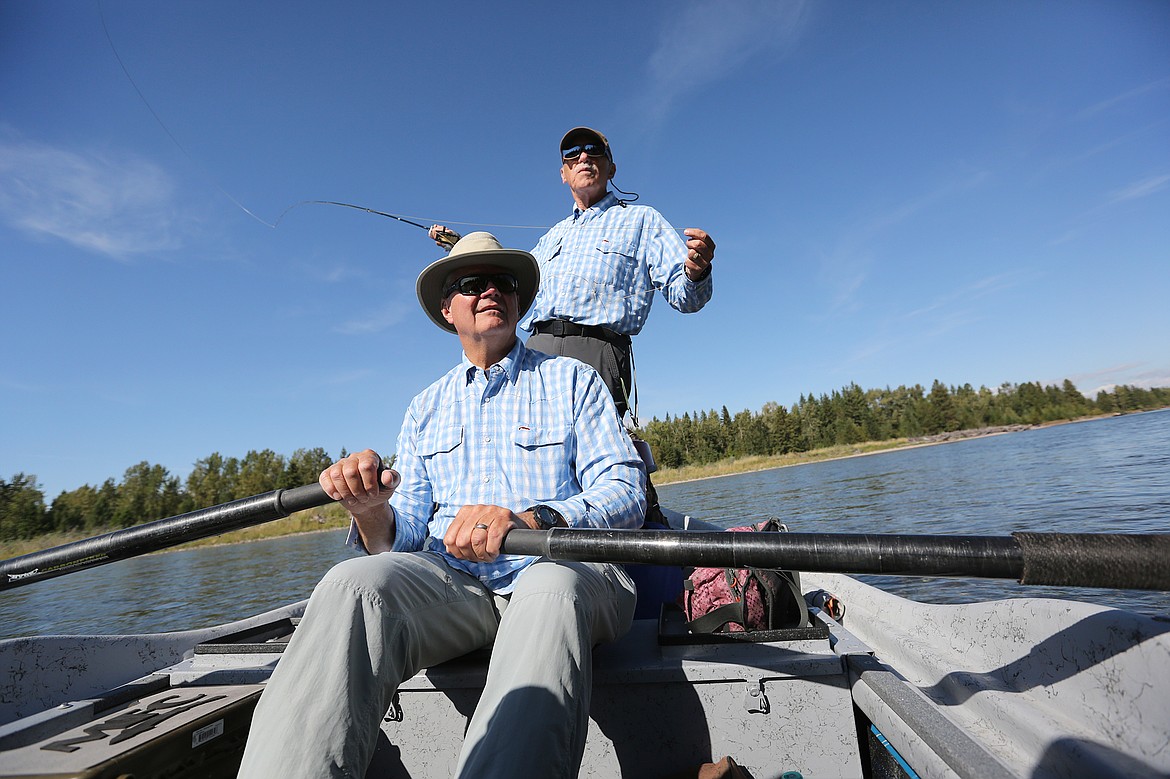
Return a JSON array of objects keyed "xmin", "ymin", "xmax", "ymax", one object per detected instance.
[{"xmin": 192, "ymin": 719, "xmax": 225, "ymax": 748}]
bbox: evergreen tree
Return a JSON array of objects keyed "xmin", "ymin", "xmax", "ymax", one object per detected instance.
[
  {"xmin": 235, "ymin": 449, "xmax": 288, "ymax": 498},
  {"xmin": 924, "ymin": 380, "xmax": 958, "ymax": 434},
  {"xmin": 187, "ymin": 453, "xmax": 240, "ymax": 509},
  {"xmin": 0, "ymin": 473, "xmax": 47, "ymax": 540},
  {"xmin": 112, "ymin": 462, "xmax": 181, "ymax": 527},
  {"xmin": 47, "ymin": 485, "xmax": 99, "ymax": 533},
  {"xmin": 284, "ymin": 447, "xmax": 335, "ymax": 489}
]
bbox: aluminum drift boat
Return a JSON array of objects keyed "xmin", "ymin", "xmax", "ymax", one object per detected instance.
[{"xmin": 1, "ymin": 514, "xmax": 1168, "ymax": 778}]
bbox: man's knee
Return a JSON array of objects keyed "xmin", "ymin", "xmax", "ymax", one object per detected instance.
[
  {"xmin": 319, "ymin": 553, "xmax": 395, "ymax": 593},
  {"xmin": 315, "ymin": 552, "xmax": 450, "ymax": 613},
  {"xmin": 511, "ymin": 562, "xmax": 636, "ymax": 627}
]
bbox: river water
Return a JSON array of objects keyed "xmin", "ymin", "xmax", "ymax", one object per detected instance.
[{"xmin": 2, "ymin": 410, "xmax": 1167, "ymax": 640}]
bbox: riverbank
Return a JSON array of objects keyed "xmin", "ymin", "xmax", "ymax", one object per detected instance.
[{"xmin": 0, "ymin": 416, "xmax": 1117, "ymax": 559}]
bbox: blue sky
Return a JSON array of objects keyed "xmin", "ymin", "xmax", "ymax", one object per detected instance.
[{"xmin": 2, "ymin": 1, "xmax": 1168, "ymax": 501}]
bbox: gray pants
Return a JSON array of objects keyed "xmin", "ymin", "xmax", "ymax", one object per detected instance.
[
  {"xmin": 526, "ymin": 332, "xmax": 632, "ymax": 416},
  {"xmin": 238, "ymin": 551, "xmax": 636, "ymax": 779}
]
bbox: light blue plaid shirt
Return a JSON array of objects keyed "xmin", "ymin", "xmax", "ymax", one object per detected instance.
[
  {"xmin": 519, "ymin": 192, "xmax": 713, "ymax": 336},
  {"xmin": 379, "ymin": 338, "xmax": 646, "ymax": 593}
]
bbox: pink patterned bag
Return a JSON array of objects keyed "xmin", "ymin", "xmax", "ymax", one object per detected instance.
[{"xmin": 679, "ymin": 520, "xmax": 807, "ymax": 633}]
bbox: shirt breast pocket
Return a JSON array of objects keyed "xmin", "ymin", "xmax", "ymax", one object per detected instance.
[
  {"xmin": 513, "ymin": 423, "xmax": 573, "ymax": 497},
  {"xmin": 593, "ymin": 237, "xmax": 638, "ymax": 289},
  {"xmin": 418, "ymin": 425, "xmax": 464, "ymax": 501}
]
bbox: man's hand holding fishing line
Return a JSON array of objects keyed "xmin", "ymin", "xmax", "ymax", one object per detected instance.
[
  {"xmin": 683, "ymin": 228, "xmax": 715, "ymax": 281},
  {"xmin": 320, "ymin": 448, "xmax": 532, "ymax": 562}
]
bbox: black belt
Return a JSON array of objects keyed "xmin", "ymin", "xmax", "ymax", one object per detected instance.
[{"xmin": 533, "ymin": 319, "xmax": 630, "ymax": 345}]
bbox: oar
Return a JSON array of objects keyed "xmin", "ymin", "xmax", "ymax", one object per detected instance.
[
  {"xmin": 0, "ymin": 482, "xmax": 340, "ymax": 591},
  {"xmin": 4, "ymin": 482, "xmax": 1168, "ymax": 592},
  {"xmin": 501, "ymin": 528, "xmax": 1170, "ymax": 591}
]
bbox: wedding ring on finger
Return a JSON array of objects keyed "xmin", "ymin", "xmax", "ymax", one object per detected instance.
[{"xmin": 473, "ymin": 523, "xmax": 489, "ymax": 531}]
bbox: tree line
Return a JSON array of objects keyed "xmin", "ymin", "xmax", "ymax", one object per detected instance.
[
  {"xmin": 638, "ymin": 380, "xmax": 1170, "ymax": 469},
  {"xmin": 1, "ymin": 448, "xmax": 336, "ymax": 542},
  {"xmin": 3, "ymin": 381, "xmax": 1168, "ymax": 542}
]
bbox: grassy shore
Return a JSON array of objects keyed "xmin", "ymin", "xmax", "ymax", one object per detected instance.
[{"xmin": 651, "ymin": 438, "xmax": 917, "ymax": 485}]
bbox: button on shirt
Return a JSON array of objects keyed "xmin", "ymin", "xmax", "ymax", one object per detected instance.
[
  {"xmin": 380, "ymin": 339, "xmax": 646, "ymax": 594},
  {"xmin": 519, "ymin": 192, "xmax": 713, "ymax": 336}
]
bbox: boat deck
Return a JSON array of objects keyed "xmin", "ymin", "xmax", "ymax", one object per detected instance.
[
  {"xmin": 1, "ymin": 605, "xmax": 872, "ymax": 778},
  {"xmin": 2, "ymin": 573, "xmax": 1168, "ymax": 778}
]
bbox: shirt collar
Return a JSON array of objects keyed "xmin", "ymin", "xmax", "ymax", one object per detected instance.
[
  {"xmin": 460, "ymin": 337, "xmax": 525, "ymax": 384},
  {"xmin": 572, "ymin": 191, "xmax": 619, "ymax": 221}
]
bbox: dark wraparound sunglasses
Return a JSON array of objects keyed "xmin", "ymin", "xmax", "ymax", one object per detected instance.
[
  {"xmin": 561, "ymin": 143, "xmax": 608, "ymax": 162},
  {"xmin": 443, "ymin": 272, "xmax": 519, "ymax": 298}
]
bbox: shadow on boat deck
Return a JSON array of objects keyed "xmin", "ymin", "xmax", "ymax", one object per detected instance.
[{"xmin": 920, "ymin": 609, "xmax": 1170, "ymax": 704}]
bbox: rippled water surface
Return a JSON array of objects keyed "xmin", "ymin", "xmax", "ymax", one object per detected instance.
[
  {"xmin": 658, "ymin": 409, "xmax": 1170, "ymax": 616},
  {"xmin": 3, "ymin": 410, "xmax": 1167, "ymax": 639}
]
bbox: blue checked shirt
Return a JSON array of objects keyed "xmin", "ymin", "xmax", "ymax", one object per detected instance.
[
  {"xmin": 369, "ymin": 339, "xmax": 646, "ymax": 594},
  {"xmin": 519, "ymin": 192, "xmax": 713, "ymax": 336}
]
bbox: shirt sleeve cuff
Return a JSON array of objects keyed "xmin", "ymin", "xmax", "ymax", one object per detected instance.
[
  {"xmin": 344, "ymin": 505, "xmax": 397, "ymax": 555},
  {"xmin": 345, "ymin": 519, "xmax": 368, "ymax": 554},
  {"xmin": 541, "ymin": 500, "xmax": 583, "ymax": 528},
  {"xmin": 686, "ymin": 263, "xmax": 713, "ymax": 283}
]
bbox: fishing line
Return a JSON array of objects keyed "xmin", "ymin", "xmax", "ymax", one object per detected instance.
[
  {"xmin": 98, "ymin": 0, "xmax": 277, "ymax": 229},
  {"xmin": 289, "ymin": 203, "xmax": 703, "ymax": 309},
  {"xmin": 98, "ymin": 2, "xmax": 690, "ymax": 253},
  {"xmin": 271, "ymin": 201, "xmax": 554, "ymax": 232},
  {"xmin": 274, "ymin": 202, "xmax": 693, "ymax": 249}
]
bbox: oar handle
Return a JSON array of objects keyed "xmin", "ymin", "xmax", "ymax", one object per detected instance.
[
  {"xmin": 501, "ymin": 529, "xmax": 1170, "ymax": 591},
  {"xmin": 1012, "ymin": 532, "xmax": 1170, "ymax": 589}
]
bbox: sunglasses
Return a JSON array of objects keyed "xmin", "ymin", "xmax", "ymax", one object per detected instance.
[
  {"xmin": 443, "ymin": 272, "xmax": 519, "ymax": 298},
  {"xmin": 561, "ymin": 143, "xmax": 608, "ymax": 162}
]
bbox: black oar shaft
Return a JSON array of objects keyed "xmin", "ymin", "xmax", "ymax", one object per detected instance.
[
  {"xmin": 5, "ymin": 482, "xmax": 1168, "ymax": 593},
  {"xmin": 502, "ymin": 529, "xmax": 1023, "ymax": 577},
  {"xmin": 501, "ymin": 529, "xmax": 1170, "ymax": 591},
  {"xmin": 0, "ymin": 484, "xmax": 331, "ymax": 590}
]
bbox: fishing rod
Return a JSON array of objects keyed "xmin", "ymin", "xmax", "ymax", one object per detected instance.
[
  {"xmin": 100, "ymin": 4, "xmax": 686, "ymax": 251},
  {"xmin": 298, "ymin": 201, "xmax": 460, "ymax": 249}
]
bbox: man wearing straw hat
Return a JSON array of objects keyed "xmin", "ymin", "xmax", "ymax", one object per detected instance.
[{"xmin": 239, "ymin": 232, "xmax": 645, "ymax": 779}]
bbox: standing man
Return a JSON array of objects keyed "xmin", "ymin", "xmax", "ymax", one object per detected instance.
[
  {"xmin": 238, "ymin": 232, "xmax": 645, "ymax": 779},
  {"xmin": 432, "ymin": 126, "xmax": 715, "ymax": 417}
]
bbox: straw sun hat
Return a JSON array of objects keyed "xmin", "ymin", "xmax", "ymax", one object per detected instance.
[{"xmin": 415, "ymin": 232, "xmax": 540, "ymax": 333}]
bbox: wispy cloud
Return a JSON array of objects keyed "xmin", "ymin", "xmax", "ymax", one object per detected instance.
[
  {"xmin": 1106, "ymin": 173, "xmax": 1170, "ymax": 204},
  {"xmin": 898, "ymin": 271, "xmax": 1029, "ymax": 323},
  {"xmin": 0, "ymin": 131, "xmax": 182, "ymax": 260},
  {"xmin": 817, "ymin": 169, "xmax": 992, "ymax": 314},
  {"xmin": 1074, "ymin": 77, "xmax": 1170, "ymax": 122},
  {"xmin": 1051, "ymin": 171, "xmax": 1170, "ymax": 245},
  {"xmin": 1069, "ymin": 362, "xmax": 1170, "ymax": 397},
  {"xmin": 0, "ymin": 374, "xmax": 40, "ymax": 393},
  {"xmin": 639, "ymin": 0, "xmax": 810, "ymax": 124},
  {"xmin": 318, "ymin": 369, "xmax": 376, "ymax": 387},
  {"xmin": 837, "ymin": 270, "xmax": 1032, "ymax": 372},
  {"xmin": 334, "ymin": 306, "xmax": 410, "ymax": 335}
]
